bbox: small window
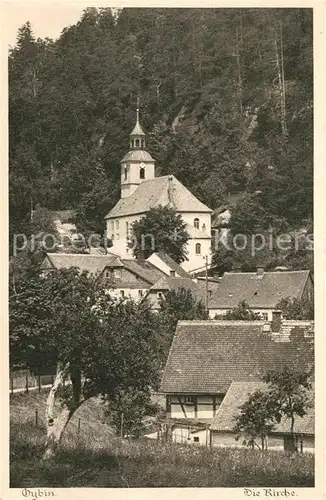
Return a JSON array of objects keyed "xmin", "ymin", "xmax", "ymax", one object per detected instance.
[
  {"xmin": 111, "ymin": 234, "xmax": 115, "ymax": 240},
  {"xmin": 135, "ymin": 139, "xmax": 140, "ymax": 147},
  {"xmin": 138, "ymin": 290, "xmax": 143, "ymax": 297},
  {"xmin": 202, "ymin": 223, "xmax": 206, "ymax": 232},
  {"xmin": 114, "ymin": 269, "xmax": 122, "ymax": 279},
  {"xmin": 120, "ymin": 290, "xmax": 125, "ymax": 298},
  {"xmin": 194, "ymin": 218, "xmax": 200, "ymax": 229},
  {"xmin": 111, "ymin": 221, "xmax": 114, "ymax": 232},
  {"xmin": 184, "ymin": 396, "xmax": 194, "ymax": 404},
  {"xmin": 116, "ymin": 233, "xmax": 120, "ymax": 240},
  {"xmin": 124, "ymin": 166, "xmax": 128, "ymax": 180},
  {"xmin": 195, "ymin": 243, "xmax": 201, "ymax": 255},
  {"xmin": 261, "ymin": 312, "xmax": 268, "ymax": 321},
  {"xmin": 115, "ymin": 220, "xmax": 119, "ymax": 230},
  {"xmin": 193, "ymin": 436, "xmax": 199, "ymax": 443},
  {"xmin": 141, "ymin": 139, "xmax": 145, "ymax": 148},
  {"xmin": 157, "ymin": 292, "xmax": 163, "ymax": 299},
  {"xmin": 140, "ymin": 167, "xmax": 145, "ymax": 179},
  {"xmin": 104, "ymin": 269, "xmax": 111, "ymax": 279},
  {"xmin": 170, "ymin": 270, "xmax": 176, "ymax": 277}
]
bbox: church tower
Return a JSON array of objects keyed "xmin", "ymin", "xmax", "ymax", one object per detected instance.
[{"xmin": 120, "ymin": 101, "xmax": 155, "ymax": 199}]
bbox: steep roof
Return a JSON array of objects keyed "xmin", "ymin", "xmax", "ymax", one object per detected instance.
[
  {"xmin": 207, "ymin": 270, "xmax": 311, "ymax": 309},
  {"xmin": 120, "ymin": 259, "xmax": 166, "ymax": 285},
  {"xmin": 210, "ymin": 381, "xmax": 314, "ymax": 435},
  {"xmin": 105, "ymin": 175, "xmax": 212, "ymax": 219},
  {"xmin": 160, "ymin": 321, "xmax": 313, "ymax": 394},
  {"xmin": 152, "ymin": 251, "xmax": 192, "ymax": 279},
  {"xmin": 41, "ymin": 253, "xmax": 119, "ymax": 275},
  {"xmin": 150, "ymin": 276, "xmax": 201, "ymax": 297}
]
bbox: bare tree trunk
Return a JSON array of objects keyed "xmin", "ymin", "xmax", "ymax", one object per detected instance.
[{"xmin": 42, "ymin": 363, "xmax": 85, "ymax": 460}]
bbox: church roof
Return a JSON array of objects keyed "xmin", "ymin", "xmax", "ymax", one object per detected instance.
[
  {"xmin": 105, "ymin": 175, "xmax": 213, "ymax": 219},
  {"xmin": 121, "ymin": 150, "xmax": 155, "ymax": 163},
  {"xmin": 130, "ymin": 121, "xmax": 145, "ymax": 136}
]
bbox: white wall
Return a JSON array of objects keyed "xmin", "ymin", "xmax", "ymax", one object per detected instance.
[
  {"xmin": 121, "ymin": 160, "xmax": 155, "ymax": 198},
  {"xmin": 169, "ymin": 395, "xmax": 219, "ymax": 419},
  {"xmin": 209, "ymin": 308, "xmax": 274, "ymax": 321},
  {"xmin": 172, "ymin": 427, "xmax": 208, "ymax": 446}
]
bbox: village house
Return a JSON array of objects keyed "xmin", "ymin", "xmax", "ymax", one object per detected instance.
[
  {"xmin": 145, "ymin": 276, "xmax": 203, "ymax": 312},
  {"xmin": 199, "ymin": 268, "xmax": 313, "ymax": 320},
  {"xmin": 40, "ymin": 252, "xmax": 167, "ymax": 300},
  {"xmin": 104, "ymin": 106, "xmax": 213, "ymax": 272},
  {"xmin": 160, "ymin": 319, "xmax": 314, "ymax": 448},
  {"xmin": 210, "ymin": 381, "xmax": 314, "ymax": 452}
]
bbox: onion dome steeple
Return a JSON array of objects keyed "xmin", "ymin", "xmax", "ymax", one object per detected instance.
[{"xmin": 130, "ymin": 98, "xmax": 146, "ymax": 150}]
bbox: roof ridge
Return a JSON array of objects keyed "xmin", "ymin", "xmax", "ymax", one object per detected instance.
[{"xmin": 177, "ymin": 320, "xmax": 265, "ymax": 325}]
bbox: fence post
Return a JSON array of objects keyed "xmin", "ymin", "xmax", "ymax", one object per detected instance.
[
  {"xmin": 300, "ymin": 438, "xmax": 303, "ymax": 453},
  {"xmin": 35, "ymin": 409, "xmax": 38, "ymax": 425},
  {"xmin": 38, "ymin": 375, "xmax": 41, "ymax": 393},
  {"xmin": 25, "ymin": 373, "xmax": 29, "ymax": 394}
]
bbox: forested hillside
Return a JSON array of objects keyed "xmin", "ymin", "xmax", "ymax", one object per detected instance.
[{"xmin": 9, "ymin": 8, "xmax": 313, "ymax": 245}]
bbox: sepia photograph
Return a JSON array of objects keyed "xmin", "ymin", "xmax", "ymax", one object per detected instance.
[{"xmin": 6, "ymin": 4, "xmax": 319, "ymax": 491}]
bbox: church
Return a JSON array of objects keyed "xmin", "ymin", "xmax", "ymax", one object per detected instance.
[{"xmin": 105, "ymin": 107, "xmax": 213, "ymax": 272}]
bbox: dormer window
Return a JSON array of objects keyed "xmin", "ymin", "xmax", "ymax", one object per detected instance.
[
  {"xmin": 194, "ymin": 218, "xmax": 200, "ymax": 229},
  {"xmin": 140, "ymin": 167, "xmax": 145, "ymax": 179},
  {"xmin": 170, "ymin": 270, "xmax": 176, "ymax": 277}
]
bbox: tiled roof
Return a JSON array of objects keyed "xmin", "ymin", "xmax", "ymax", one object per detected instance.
[
  {"xmin": 210, "ymin": 381, "xmax": 314, "ymax": 435},
  {"xmin": 207, "ymin": 270, "xmax": 311, "ymax": 309},
  {"xmin": 120, "ymin": 259, "xmax": 166, "ymax": 285},
  {"xmin": 121, "ymin": 150, "xmax": 154, "ymax": 162},
  {"xmin": 150, "ymin": 276, "xmax": 201, "ymax": 297},
  {"xmin": 105, "ymin": 175, "xmax": 212, "ymax": 219},
  {"xmin": 152, "ymin": 252, "xmax": 192, "ymax": 279},
  {"xmin": 42, "ymin": 253, "xmax": 119, "ymax": 275},
  {"xmin": 160, "ymin": 321, "xmax": 313, "ymax": 394}
]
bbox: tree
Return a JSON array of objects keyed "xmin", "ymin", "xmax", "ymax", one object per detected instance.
[
  {"xmin": 131, "ymin": 206, "xmax": 189, "ymax": 263},
  {"xmin": 9, "ymin": 270, "xmax": 162, "ymax": 458},
  {"xmin": 218, "ymin": 301, "xmax": 262, "ymax": 320},
  {"xmin": 233, "ymin": 389, "xmax": 277, "ymax": 450},
  {"xmin": 158, "ymin": 288, "xmax": 207, "ymax": 358},
  {"xmin": 276, "ymin": 296, "xmax": 314, "ymax": 320},
  {"xmin": 263, "ymin": 367, "xmax": 312, "ymax": 452}
]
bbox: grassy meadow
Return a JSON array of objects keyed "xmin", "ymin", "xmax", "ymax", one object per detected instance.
[{"xmin": 10, "ymin": 391, "xmax": 314, "ymax": 488}]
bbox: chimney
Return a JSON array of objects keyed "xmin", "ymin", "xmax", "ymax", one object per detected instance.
[
  {"xmin": 271, "ymin": 310, "xmax": 282, "ymax": 333},
  {"xmin": 257, "ymin": 267, "xmax": 264, "ymax": 278}
]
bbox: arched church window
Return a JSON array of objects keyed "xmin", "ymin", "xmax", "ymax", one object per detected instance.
[
  {"xmin": 135, "ymin": 139, "xmax": 140, "ymax": 147},
  {"xmin": 195, "ymin": 243, "xmax": 201, "ymax": 255},
  {"xmin": 194, "ymin": 218, "xmax": 200, "ymax": 229},
  {"xmin": 140, "ymin": 167, "xmax": 145, "ymax": 179}
]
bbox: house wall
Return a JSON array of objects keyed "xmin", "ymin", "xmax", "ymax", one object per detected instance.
[
  {"xmin": 147, "ymin": 254, "xmax": 180, "ymax": 277},
  {"xmin": 107, "ymin": 212, "xmax": 212, "ymax": 271},
  {"xmin": 210, "ymin": 431, "xmax": 314, "ymax": 452},
  {"xmin": 208, "ymin": 308, "xmax": 274, "ymax": 321},
  {"xmin": 102, "ymin": 266, "xmax": 151, "ymax": 300},
  {"xmin": 172, "ymin": 426, "xmax": 208, "ymax": 445},
  {"xmin": 167, "ymin": 395, "xmax": 223, "ymax": 420}
]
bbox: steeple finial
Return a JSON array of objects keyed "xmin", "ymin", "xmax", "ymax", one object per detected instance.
[{"xmin": 136, "ymin": 97, "xmax": 140, "ymax": 123}]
